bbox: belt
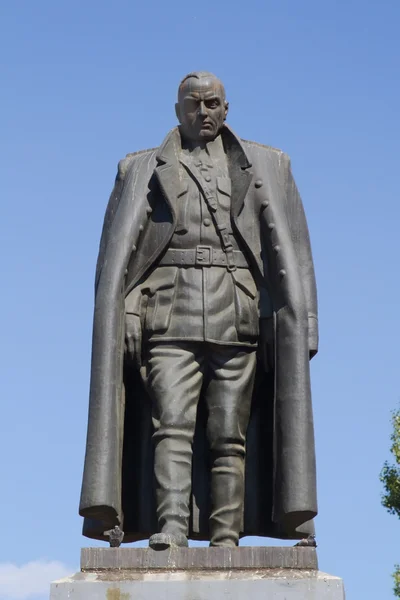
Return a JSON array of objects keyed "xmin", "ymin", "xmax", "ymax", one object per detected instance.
[{"xmin": 158, "ymin": 246, "xmax": 249, "ymax": 269}]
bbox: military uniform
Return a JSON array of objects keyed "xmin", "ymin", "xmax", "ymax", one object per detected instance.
[
  {"xmin": 125, "ymin": 135, "xmax": 260, "ymax": 345},
  {"xmin": 125, "ymin": 134, "xmax": 260, "ymax": 546}
]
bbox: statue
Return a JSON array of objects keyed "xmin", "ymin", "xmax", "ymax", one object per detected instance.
[{"xmin": 79, "ymin": 71, "xmax": 319, "ymax": 549}]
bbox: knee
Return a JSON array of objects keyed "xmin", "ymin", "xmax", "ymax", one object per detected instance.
[
  {"xmin": 207, "ymin": 411, "xmax": 247, "ymax": 457},
  {"xmin": 153, "ymin": 401, "xmax": 197, "ymax": 432},
  {"xmin": 152, "ymin": 411, "xmax": 196, "ymax": 445}
]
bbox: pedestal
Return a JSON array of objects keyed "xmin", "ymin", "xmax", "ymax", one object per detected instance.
[{"xmin": 50, "ymin": 547, "xmax": 345, "ymax": 599}]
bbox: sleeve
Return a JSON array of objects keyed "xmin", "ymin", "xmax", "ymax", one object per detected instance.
[{"xmin": 283, "ymin": 155, "xmax": 319, "ymax": 358}]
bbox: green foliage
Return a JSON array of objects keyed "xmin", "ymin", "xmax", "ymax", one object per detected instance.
[
  {"xmin": 381, "ymin": 410, "xmax": 400, "ymax": 518},
  {"xmin": 381, "ymin": 462, "xmax": 400, "ymax": 518},
  {"xmin": 394, "ymin": 566, "xmax": 400, "ymax": 598},
  {"xmin": 381, "ymin": 409, "xmax": 400, "ymax": 597}
]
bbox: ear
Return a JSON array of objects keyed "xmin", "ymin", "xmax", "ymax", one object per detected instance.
[
  {"xmin": 175, "ymin": 102, "xmax": 182, "ymax": 123},
  {"xmin": 224, "ymin": 101, "xmax": 229, "ymax": 121}
]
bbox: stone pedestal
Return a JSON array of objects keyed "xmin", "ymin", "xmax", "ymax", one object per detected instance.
[{"xmin": 50, "ymin": 547, "xmax": 345, "ymax": 599}]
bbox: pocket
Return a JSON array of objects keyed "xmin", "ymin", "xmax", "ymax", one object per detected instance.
[
  {"xmin": 231, "ymin": 269, "xmax": 259, "ymax": 338},
  {"xmin": 125, "ymin": 285, "xmax": 142, "ymax": 315},
  {"xmin": 217, "ymin": 177, "xmax": 231, "ymax": 210},
  {"xmin": 142, "ymin": 267, "xmax": 178, "ymax": 333},
  {"xmin": 217, "ymin": 177, "xmax": 231, "ymax": 196}
]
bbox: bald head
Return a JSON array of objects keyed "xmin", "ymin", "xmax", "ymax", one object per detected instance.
[
  {"xmin": 178, "ymin": 71, "xmax": 226, "ymax": 101},
  {"xmin": 175, "ymin": 71, "xmax": 229, "ymax": 143}
]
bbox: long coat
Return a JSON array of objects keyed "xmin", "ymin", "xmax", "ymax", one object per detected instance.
[{"xmin": 79, "ymin": 125, "xmax": 319, "ymax": 542}]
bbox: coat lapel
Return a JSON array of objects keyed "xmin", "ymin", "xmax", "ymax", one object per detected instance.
[
  {"xmin": 154, "ymin": 127, "xmax": 182, "ymax": 220},
  {"xmin": 222, "ymin": 125, "xmax": 253, "ymax": 217},
  {"xmin": 230, "ymin": 168, "xmax": 252, "ymax": 218}
]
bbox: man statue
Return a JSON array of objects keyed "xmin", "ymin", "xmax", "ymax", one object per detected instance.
[{"xmin": 79, "ymin": 71, "xmax": 319, "ymax": 549}]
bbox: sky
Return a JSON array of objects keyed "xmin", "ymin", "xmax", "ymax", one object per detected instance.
[{"xmin": 0, "ymin": 0, "xmax": 399, "ymax": 598}]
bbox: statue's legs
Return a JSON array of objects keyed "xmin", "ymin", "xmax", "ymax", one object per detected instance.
[
  {"xmin": 204, "ymin": 344, "xmax": 256, "ymax": 547},
  {"xmin": 143, "ymin": 342, "xmax": 256, "ymax": 548},
  {"xmin": 144, "ymin": 343, "xmax": 204, "ymax": 546}
]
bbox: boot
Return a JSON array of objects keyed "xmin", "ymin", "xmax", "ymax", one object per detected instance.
[
  {"xmin": 209, "ymin": 455, "xmax": 245, "ymax": 547},
  {"xmin": 149, "ymin": 532, "xmax": 188, "ymax": 550}
]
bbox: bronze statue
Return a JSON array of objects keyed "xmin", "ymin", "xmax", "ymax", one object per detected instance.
[{"xmin": 79, "ymin": 71, "xmax": 319, "ymax": 549}]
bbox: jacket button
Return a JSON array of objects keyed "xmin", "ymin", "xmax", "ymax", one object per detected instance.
[
  {"xmin": 279, "ymin": 269, "xmax": 286, "ymax": 279},
  {"xmin": 204, "ymin": 174, "xmax": 211, "ymax": 182},
  {"xmin": 139, "ymin": 225, "xmax": 144, "ymax": 232},
  {"xmin": 255, "ymin": 179, "xmax": 263, "ymax": 188},
  {"xmin": 146, "ymin": 207, "xmax": 153, "ymax": 215},
  {"xmin": 125, "ymin": 269, "xmax": 128, "ymax": 276},
  {"xmin": 203, "ymin": 218, "xmax": 211, "ymax": 227},
  {"xmin": 274, "ymin": 245, "xmax": 280, "ymax": 253},
  {"xmin": 268, "ymin": 223, "xmax": 275, "ymax": 230},
  {"xmin": 132, "ymin": 245, "xmax": 137, "ymax": 252},
  {"xmin": 261, "ymin": 200, "xmax": 269, "ymax": 209}
]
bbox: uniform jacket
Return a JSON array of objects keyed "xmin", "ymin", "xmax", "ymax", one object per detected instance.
[{"xmin": 79, "ymin": 124, "xmax": 319, "ymax": 541}]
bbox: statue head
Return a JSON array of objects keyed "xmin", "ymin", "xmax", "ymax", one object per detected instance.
[{"xmin": 175, "ymin": 71, "xmax": 229, "ymax": 143}]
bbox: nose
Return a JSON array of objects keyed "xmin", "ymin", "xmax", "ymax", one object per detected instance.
[{"xmin": 198, "ymin": 101, "xmax": 207, "ymax": 117}]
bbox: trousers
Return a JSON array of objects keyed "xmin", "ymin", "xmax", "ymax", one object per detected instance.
[{"xmin": 142, "ymin": 342, "xmax": 257, "ymax": 546}]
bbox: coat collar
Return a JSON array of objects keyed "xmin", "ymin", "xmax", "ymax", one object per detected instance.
[
  {"xmin": 155, "ymin": 124, "xmax": 253, "ymax": 217},
  {"xmin": 156, "ymin": 124, "xmax": 251, "ymax": 166},
  {"xmin": 156, "ymin": 126, "xmax": 182, "ymax": 165}
]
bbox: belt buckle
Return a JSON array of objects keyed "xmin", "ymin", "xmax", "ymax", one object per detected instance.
[{"xmin": 196, "ymin": 245, "xmax": 212, "ymax": 266}]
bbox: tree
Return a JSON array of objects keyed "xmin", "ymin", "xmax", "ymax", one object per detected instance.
[{"xmin": 381, "ymin": 409, "xmax": 400, "ymax": 597}]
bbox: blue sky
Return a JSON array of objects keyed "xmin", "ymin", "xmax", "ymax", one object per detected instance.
[{"xmin": 1, "ymin": 0, "xmax": 399, "ymax": 598}]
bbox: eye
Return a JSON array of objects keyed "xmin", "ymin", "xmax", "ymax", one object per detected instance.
[{"xmin": 205, "ymin": 99, "xmax": 220, "ymax": 109}]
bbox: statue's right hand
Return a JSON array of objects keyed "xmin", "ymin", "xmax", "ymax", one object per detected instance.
[{"xmin": 124, "ymin": 313, "xmax": 142, "ymax": 369}]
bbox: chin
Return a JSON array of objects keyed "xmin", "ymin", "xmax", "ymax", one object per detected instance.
[{"xmin": 199, "ymin": 130, "xmax": 217, "ymax": 140}]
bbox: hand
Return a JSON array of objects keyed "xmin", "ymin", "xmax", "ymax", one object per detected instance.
[
  {"xmin": 259, "ymin": 317, "xmax": 274, "ymax": 373},
  {"xmin": 125, "ymin": 313, "xmax": 142, "ymax": 369}
]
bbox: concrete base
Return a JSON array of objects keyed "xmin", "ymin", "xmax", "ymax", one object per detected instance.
[{"xmin": 50, "ymin": 547, "xmax": 345, "ymax": 599}]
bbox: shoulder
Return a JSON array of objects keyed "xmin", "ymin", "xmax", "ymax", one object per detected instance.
[
  {"xmin": 117, "ymin": 147, "xmax": 157, "ymax": 181},
  {"xmin": 240, "ymin": 138, "xmax": 290, "ymax": 163}
]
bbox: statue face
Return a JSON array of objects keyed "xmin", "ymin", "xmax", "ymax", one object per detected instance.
[{"xmin": 176, "ymin": 76, "xmax": 228, "ymax": 143}]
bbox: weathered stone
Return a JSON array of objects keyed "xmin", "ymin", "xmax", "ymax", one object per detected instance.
[
  {"xmin": 80, "ymin": 546, "xmax": 319, "ymax": 571},
  {"xmin": 51, "ymin": 569, "xmax": 345, "ymax": 599},
  {"xmin": 50, "ymin": 548, "xmax": 345, "ymax": 599}
]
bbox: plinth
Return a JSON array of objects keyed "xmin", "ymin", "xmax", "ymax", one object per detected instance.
[{"xmin": 50, "ymin": 546, "xmax": 345, "ymax": 599}]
